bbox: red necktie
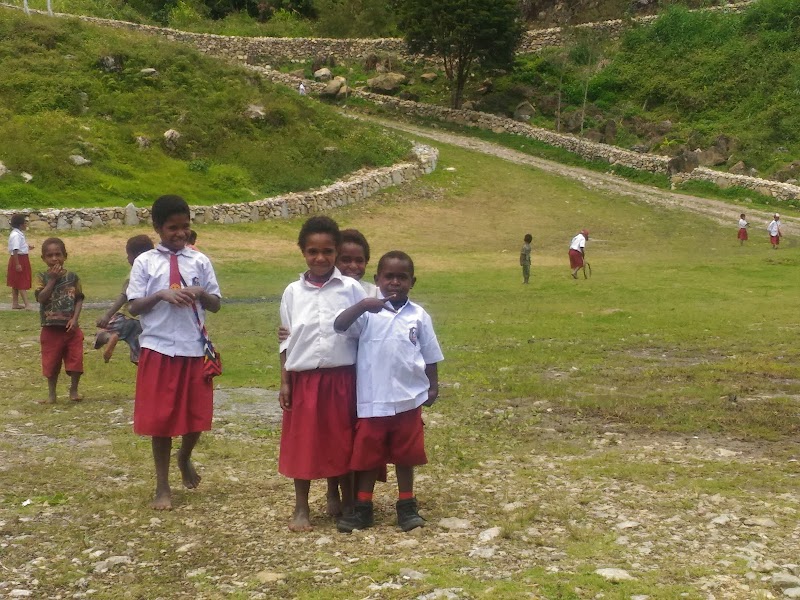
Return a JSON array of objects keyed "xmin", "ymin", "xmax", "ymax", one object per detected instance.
[{"xmin": 169, "ymin": 253, "xmax": 180, "ymax": 289}]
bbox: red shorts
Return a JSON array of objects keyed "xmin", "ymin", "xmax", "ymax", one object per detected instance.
[
  {"xmin": 7, "ymin": 254, "xmax": 32, "ymax": 290},
  {"xmin": 134, "ymin": 348, "xmax": 213, "ymax": 437},
  {"xmin": 770, "ymin": 235, "xmax": 780, "ymax": 245},
  {"xmin": 569, "ymin": 249, "xmax": 584, "ymax": 269},
  {"xmin": 350, "ymin": 407, "xmax": 427, "ymax": 471},
  {"xmin": 737, "ymin": 228, "xmax": 748, "ymax": 241},
  {"xmin": 279, "ymin": 366, "xmax": 356, "ymax": 480},
  {"xmin": 40, "ymin": 326, "xmax": 84, "ymax": 378}
]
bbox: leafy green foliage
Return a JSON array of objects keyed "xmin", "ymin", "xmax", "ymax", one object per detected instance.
[{"xmin": 0, "ymin": 11, "xmax": 410, "ymax": 208}]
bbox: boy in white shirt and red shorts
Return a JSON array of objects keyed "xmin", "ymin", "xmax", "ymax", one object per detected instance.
[{"xmin": 334, "ymin": 250, "xmax": 444, "ymax": 533}]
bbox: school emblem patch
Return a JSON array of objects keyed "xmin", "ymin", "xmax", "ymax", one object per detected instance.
[
  {"xmin": 409, "ymin": 326, "xmax": 418, "ymax": 346},
  {"xmin": 170, "ymin": 283, "xmax": 181, "ymax": 290}
]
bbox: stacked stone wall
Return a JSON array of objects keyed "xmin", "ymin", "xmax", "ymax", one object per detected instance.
[{"xmin": 0, "ymin": 144, "xmax": 438, "ymax": 231}]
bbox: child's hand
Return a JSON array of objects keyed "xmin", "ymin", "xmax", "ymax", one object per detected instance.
[
  {"xmin": 96, "ymin": 315, "xmax": 111, "ymax": 328},
  {"xmin": 362, "ymin": 296, "xmax": 396, "ymax": 313},
  {"xmin": 423, "ymin": 386, "xmax": 439, "ymax": 407},
  {"xmin": 279, "ymin": 382, "xmax": 292, "ymax": 411},
  {"xmin": 15, "ymin": 264, "xmax": 22, "ymax": 272},
  {"xmin": 48, "ymin": 263, "xmax": 64, "ymax": 277},
  {"xmin": 277, "ymin": 326, "xmax": 290, "ymax": 342},
  {"xmin": 158, "ymin": 288, "xmax": 197, "ymax": 307},
  {"xmin": 65, "ymin": 316, "xmax": 79, "ymax": 332}
]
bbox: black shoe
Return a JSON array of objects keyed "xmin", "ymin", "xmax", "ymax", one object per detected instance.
[
  {"xmin": 396, "ymin": 498, "xmax": 425, "ymax": 532},
  {"xmin": 337, "ymin": 501, "xmax": 374, "ymax": 533}
]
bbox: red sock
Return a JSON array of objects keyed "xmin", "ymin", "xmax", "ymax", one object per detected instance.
[
  {"xmin": 398, "ymin": 491, "xmax": 414, "ymax": 501},
  {"xmin": 357, "ymin": 491, "xmax": 373, "ymax": 502}
]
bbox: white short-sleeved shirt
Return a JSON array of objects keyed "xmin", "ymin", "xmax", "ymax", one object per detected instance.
[
  {"xmin": 337, "ymin": 297, "xmax": 444, "ymax": 418},
  {"xmin": 280, "ymin": 268, "xmax": 366, "ymax": 372},
  {"xmin": 768, "ymin": 220, "xmax": 780, "ymax": 236},
  {"xmin": 8, "ymin": 229, "xmax": 29, "ymax": 255},
  {"xmin": 126, "ymin": 245, "xmax": 221, "ymax": 357},
  {"xmin": 360, "ymin": 280, "xmax": 379, "ymax": 297},
  {"xmin": 738, "ymin": 219, "xmax": 748, "ymax": 228},
  {"xmin": 569, "ymin": 233, "xmax": 586, "ymax": 251}
]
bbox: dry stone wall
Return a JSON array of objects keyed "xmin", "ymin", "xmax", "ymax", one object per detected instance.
[{"xmin": 0, "ymin": 143, "xmax": 438, "ymax": 231}]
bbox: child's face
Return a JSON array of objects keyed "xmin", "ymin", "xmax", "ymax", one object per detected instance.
[
  {"xmin": 302, "ymin": 233, "xmax": 337, "ymax": 278},
  {"xmin": 375, "ymin": 258, "xmax": 416, "ymax": 303},
  {"xmin": 155, "ymin": 213, "xmax": 191, "ymax": 252},
  {"xmin": 42, "ymin": 243, "xmax": 66, "ymax": 268},
  {"xmin": 337, "ymin": 242, "xmax": 367, "ymax": 280},
  {"xmin": 126, "ymin": 250, "xmax": 137, "ymax": 266}
]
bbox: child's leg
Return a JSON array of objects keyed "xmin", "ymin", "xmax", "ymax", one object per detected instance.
[
  {"xmin": 336, "ymin": 469, "xmax": 378, "ymax": 533},
  {"xmin": 395, "ymin": 465, "xmax": 425, "ymax": 531},
  {"xmin": 19, "ymin": 289, "xmax": 30, "ymax": 309},
  {"xmin": 103, "ymin": 332, "xmax": 119, "ymax": 363},
  {"xmin": 43, "ymin": 374, "xmax": 58, "ymax": 403},
  {"xmin": 11, "ymin": 288, "xmax": 20, "ymax": 308},
  {"xmin": 177, "ymin": 431, "xmax": 202, "ymax": 489},
  {"xmin": 396, "ymin": 465, "xmax": 414, "ymax": 497},
  {"xmin": 356, "ymin": 469, "xmax": 379, "ymax": 498},
  {"xmin": 68, "ymin": 371, "xmax": 82, "ymax": 401},
  {"xmin": 326, "ymin": 477, "xmax": 342, "ymax": 516},
  {"xmin": 151, "ymin": 436, "xmax": 173, "ymax": 510},
  {"xmin": 290, "ymin": 479, "xmax": 313, "ymax": 532}
]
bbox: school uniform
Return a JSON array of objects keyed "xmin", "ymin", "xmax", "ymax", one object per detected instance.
[
  {"xmin": 336, "ymin": 297, "xmax": 444, "ymax": 470},
  {"xmin": 127, "ymin": 245, "xmax": 221, "ymax": 437},
  {"xmin": 768, "ymin": 219, "xmax": 781, "ymax": 245},
  {"xmin": 569, "ymin": 233, "xmax": 586, "ymax": 269},
  {"xmin": 7, "ymin": 228, "xmax": 32, "ymax": 290},
  {"xmin": 278, "ymin": 268, "xmax": 366, "ymax": 480},
  {"xmin": 737, "ymin": 218, "xmax": 748, "ymax": 241}
]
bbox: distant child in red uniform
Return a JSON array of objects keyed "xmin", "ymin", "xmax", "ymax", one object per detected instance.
[
  {"xmin": 127, "ymin": 195, "xmax": 222, "ymax": 510},
  {"xmin": 569, "ymin": 229, "xmax": 589, "ymax": 279},
  {"xmin": 278, "ymin": 216, "xmax": 367, "ymax": 531},
  {"xmin": 94, "ymin": 235, "xmax": 154, "ymax": 364},
  {"xmin": 334, "ymin": 250, "xmax": 444, "ymax": 533},
  {"xmin": 737, "ymin": 214, "xmax": 749, "ymax": 246},
  {"xmin": 35, "ymin": 238, "xmax": 84, "ymax": 404},
  {"xmin": 7, "ymin": 213, "xmax": 34, "ymax": 310}
]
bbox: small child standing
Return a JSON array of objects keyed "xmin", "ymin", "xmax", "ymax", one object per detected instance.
[
  {"xmin": 334, "ymin": 250, "xmax": 444, "ymax": 533},
  {"xmin": 7, "ymin": 213, "xmax": 34, "ymax": 310},
  {"xmin": 94, "ymin": 235, "xmax": 154, "ymax": 364},
  {"xmin": 35, "ymin": 238, "xmax": 84, "ymax": 403},
  {"xmin": 338, "ymin": 229, "xmax": 378, "ymax": 297},
  {"xmin": 737, "ymin": 214, "xmax": 749, "ymax": 246},
  {"xmin": 127, "ymin": 195, "xmax": 222, "ymax": 510},
  {"xmin": 520, "ymin": 233, "xmax": 532, "ymax": 284},
  {"xmin": 767, "ymin": 213, "xmax": 782, "ymax": 249},
  {"xmin": 569, "ymin": 229, "xmax": 589, "ymax": 279},
  {"xmin": 278, "ymin": 216, "xmax": 367, "ymax": 531}
]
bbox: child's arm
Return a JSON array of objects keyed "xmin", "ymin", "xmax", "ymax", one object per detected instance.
[
  {"xmin": 67, "ymin": 298, "xmax": 83, "ymax": 333},
  {"xmin": 11, "ymin": 249, "xmax": 22, "ymax": 272},
  {"xmin": 128, "ymin": 288, "xmax": 196, "ymax": 316},
  {"xmin": 35, "ymin": 264, "xmax": 64, "ymax": 305},
  {"xmin": 279, "ymin": 351, "xmax": 292, "ymax": 410},
  {"xmin": 334, "ymin": 297, "xmax": 395, "ymax": 332},
  {"xmin": 182, "ymin": 286, "xmax": 221, "ymax": 313},
  {"xmin": 97, "ymin": 293, "xmax": 128, "ymax": 328},
  {"xmin": 423, "ymin": 363, "xmax": 439, "ymax": 407}
]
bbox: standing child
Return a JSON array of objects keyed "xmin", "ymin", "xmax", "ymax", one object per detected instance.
[
  {"xmin": 7, "ymin": 213, "xmax": 34, "ymax": 310},
  {"xmin": 338, "ymin": 229, "xmax": 378, "ymax": 297},
  {"xmin": 767, "ymin": 213, "xmax": 782, "ymax": 249},
  {"xmin": 737, "ymin": 214, "xmax": 749, "ymax": 246},
  {"xmin": 127, "ymin": 195, "xmax": 221, "ymax": 510},
  {"xmin": 334, "ymin": 250, "xmax": 444, "ymax": 533},
  {"xmin": 278, "ymin": 216, "xmax": 367, "ymax": 531},
  {"xmin": 520, "ymin": 233, "xmax": 532, "ymax": 284},
  {"xmin": 569, "ymin": 229, "xmax": 589, "ymax": 279},
  {"xmin": 94, "ymin": 235, "xmax": 154, "ymax": 364},
  {"xmin": 35, "ymin": 238, "xmax": 84, "ymax": 403},
  {"xmin": 187, "ymin": 230, "xmax": 198, "ymax": 251}
]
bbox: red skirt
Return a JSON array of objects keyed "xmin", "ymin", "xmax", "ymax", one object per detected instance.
[
  {"xmin": 770, "ymin": 235, "xmax": 780, "ymax": 245},
  {"xmin": 569, "ymin": 249, "xmax": 584, "ymax": 269},
  {"xmin": 279, "ymin": 366, "xmax": 356, "ymax": 480},
  {"xmin": 134, "ymin": 348, "xmax": 213, "ymax": 437},
  {"xmin": 6, "ymin": 254, "xmax": 31, "ymax": 290},
  {"xmin": 737, "ymin": 228, "xmax": 748, "ymax": 241}
]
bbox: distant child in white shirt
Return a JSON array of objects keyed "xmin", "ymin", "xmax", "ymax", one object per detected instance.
[
  {"xmin": 127, "ymin": 195, "xmax": 222, "ymax": 511},
  {"xmin": 334, "ymin": 250, "xmax": 444, "ymax": 533},
  {"xmin": 7, "ymin": 213, "xmax": 34, "ymax": 310},
  {"xmin": 767, "ymin": 213, "xmax": 782, "ymax": 249},
  {"xmin": 737, "ymin": 214, "xmax": 749, "ymax": 246},
  {"xmin": 278, "ymin": 216, "xmax": 367, "ymax": 532}
]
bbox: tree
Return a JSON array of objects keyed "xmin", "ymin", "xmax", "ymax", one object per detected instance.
[{"xmin": 398, "ymin": 0, "xmax": 523, "ymax": 109}]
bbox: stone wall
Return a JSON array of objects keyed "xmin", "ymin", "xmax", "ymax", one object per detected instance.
[{"xmin": 0, "ymin": 143, "xmax": 438, "ymax": 231}]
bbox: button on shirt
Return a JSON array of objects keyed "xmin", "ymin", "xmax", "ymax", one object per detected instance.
[
  {"xmin": 280, "ymin": 268, "xmax": 366, "ymax": 372},
  {"xmin": 126, "ymin": 245, "xmax": 221, "ymax": 357},
  {"xmin": 8, "ymin": 228, "xmax": 29, "ymax": 254},
  {"xmin": 569, "ymin": 233, "xmax": 586, "ymax": 251},
  {"xmin": 337, "ymin": 298, "xmax": 444, "ymax": 417}
]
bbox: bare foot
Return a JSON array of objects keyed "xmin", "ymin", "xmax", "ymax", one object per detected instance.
[
  {"xmin": 11, "ymin": 304, "xmax": 22, "ymax": 310},
  {"xmin": 288, "ymin": 507, "xmax": 313, "ymax": 532},
  {"xmin": 69, "ymin": 393, "xmax": 83, "ymax": 402},
  {"xmin": 326, "ymin": 494, "xmax": 343, "ymax": 517},
  {"xmin": 37, "ymin": 398, "xmax": 56, "ymax": 405},
  {"xmin": 151, "ymin": 487, "xmax": 172, "ymax": 511},
  {"xmin": 177, "ymin": 452, "xmax": 201, "ymax": 489}
]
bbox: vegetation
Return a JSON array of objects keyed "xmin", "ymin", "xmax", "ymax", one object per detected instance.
[{"xmin": 0, "ymin": 11, "xmax": 411, "ymax": 208}]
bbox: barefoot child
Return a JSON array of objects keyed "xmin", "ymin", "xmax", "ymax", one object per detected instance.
[
  {"xmin": 7, "ymin": 214, "xmax": 34, "ymax": 310},
  {"xmin": 35, "ymin": 238, "xmax": 84, "ymax": 403},
  {"xmin": 278, "ymin": 216, "xmax": 367, "ymax": 531},
  {"xmin": 737, "ymin": 214, "xmax": 749, "ymax": 246},
  {"xmin": 127, "ymin": 195, "xmax": 221, "ymax": 510},
  {"xmin": 334, "ymin": 250, "xmax": 444, "ymax": 533},
  {"xmin": 569, "ymin": 229, "xmax": 589, "ymax": 279},
  {"xmin": 95, "ymin": 235, "xmax": 154, "ymax": 364},
  {"xmin": 520, "ymin": 233, "xmax": 532, "ymax": 284},
  {"xmin": 767, "ymin": 213, "xmax": 782, "ymax": 249}
]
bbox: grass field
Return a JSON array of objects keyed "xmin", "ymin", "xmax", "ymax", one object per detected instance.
[{"xmin": 1, "ymin": 141, "xmax": 799, "ymax": 599}]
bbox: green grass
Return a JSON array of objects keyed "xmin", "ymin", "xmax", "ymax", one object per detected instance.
[
  {"xmin": 1, "ymin": 140, "xmax": 799, "ymax": 599},
  {"xmin": 0, "ymin": 10, "xmax": 410, "ymax": 209}
]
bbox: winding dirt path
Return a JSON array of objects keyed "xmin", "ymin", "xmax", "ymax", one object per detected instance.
[{"xmin": 360, "ymin": 115, "xmax": 798, "ymax": 233}]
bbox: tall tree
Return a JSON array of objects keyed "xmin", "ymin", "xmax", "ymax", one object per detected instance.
[{"xmin": 398, "ymin": 0, "xmax": 523, "ymax": 109}]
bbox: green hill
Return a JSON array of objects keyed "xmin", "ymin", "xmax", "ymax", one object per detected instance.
[{"xmin": 0, "ymin": 10, "xmax": 410, "ymax": 209}]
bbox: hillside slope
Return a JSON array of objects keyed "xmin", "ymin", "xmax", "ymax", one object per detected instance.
[{"xmin": 0, "ymin": 10, "xmax": 410, "ymax": 209}]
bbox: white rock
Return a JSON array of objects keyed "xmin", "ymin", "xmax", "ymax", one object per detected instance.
[
  {"xmin": 750, "ymin": 561, "xmax": 780, "ymax": 573},
  {"xmin": 315, "ymin": 536, "xmax": 332, "ymax": 546},
  {"xmin": 313, "ymin": 67, "xmax": 332, "ymax": 81},
  {"xmin": 502, "ymin": 501, "xmax": 525, "ymax": 512},
  {"xmin": 417, "ymin": 588, "xmax": 463, "ymax": 600},
  {"xmin": 745, "ymin": 517, "xmax": 777, "ymax": 528},
  {"xmin": 21, "ymin": 172, "xmax": 33, "ymax": 183},
  {"xmin": 176, "ymin": 542, "xmax": 198, "ymax": 553},
  {"xmin": 0, "ymin": 161, "xmax": 8, "ymax": 177},
  {"xmin": 478, "ymin": 527, "xmax": 502, "ymax": 542},
  {"xmin": 255, "ymin": 571, "xmax": 285, "ymax": 584},
  {"xmin": 715, "ymin": 448, "xmax": 740, "ymax": 457},
  {"xmin": 69, "ymin": 155, "xmax": 91, "ymax": 166},
  {"xmin": 124, "ymin": 202, "xmax": 139, "ymax": 226},
  {"xmin": 594, "ymin": 568, "xmax": 636, "ymax": 582},
  {"xmin": 711, "ymin": 514, "xmax": 733, "ymax": 525},
  {"xmin": 9, "ymin": 591, "xmax": 33, "ymax": 598},
  {"xmin": 394, "ymin": 538, "xmax": 419, "ymax": 548},
  {"xmin": 773, "ymin": 574, "xmax": 800, "ymax": 589},
  {"xmin": 615, "ymin": 520, "xmax": 640, "ymax": 530},
  {"xmin": 468, "ymin": 546, "xmax": 496, "ymax": 558},
  {"xmin": 631, "ymin": 596, "xmax": 650, "ymax": 600},
  {"xmin": 784, "ymin": 588, "xmax": 800, "ymax": 599},
  {"xmin": 399, "ymin": 568, "xmax": 424, "ymax": 580},
  {"xmin": 438, "ymin": 517, "xmax": 472, "ymax": 530}
]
